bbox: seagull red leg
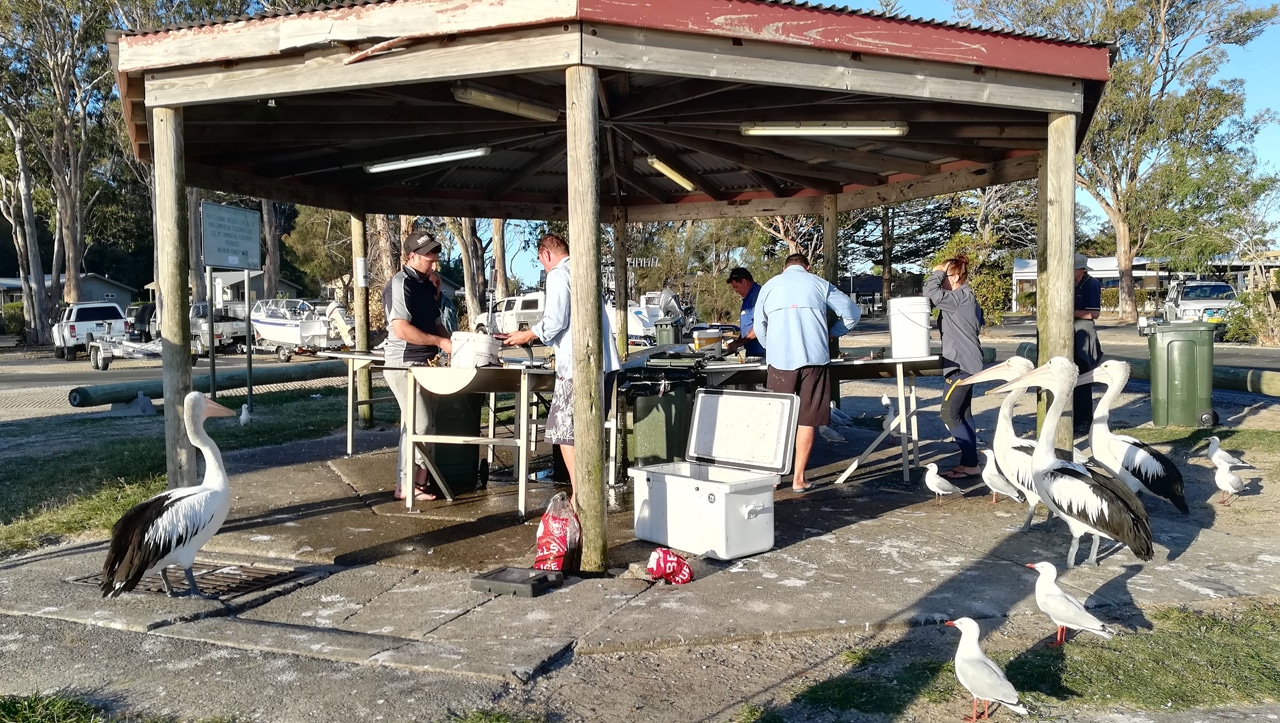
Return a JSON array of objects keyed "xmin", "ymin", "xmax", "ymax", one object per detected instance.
[
  {"xmin": 963, "ymin": 696, "xmax": 978, "ymax": 722},
  {"xmin": 1048, "ymin": 626, "xmax": 1065, "ymax": 647}
]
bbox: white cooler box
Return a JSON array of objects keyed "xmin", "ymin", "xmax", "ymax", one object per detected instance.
[{"xmin": 629, "ymin": 389, "xmax": 799, "ymax": 560}]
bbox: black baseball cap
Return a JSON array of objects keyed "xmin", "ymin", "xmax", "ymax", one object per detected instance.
[{"xmin": 405, "ymin": 232, "xmax": 441, "ymax": 256}]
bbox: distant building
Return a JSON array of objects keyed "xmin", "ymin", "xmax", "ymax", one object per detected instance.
[
  {"xmin": 143, "ymin": 271, "xmax": 303, "ymax": 304},
  {"xmin": 0, "ymin": 273, "xmax": 137, "ymax": 306}
]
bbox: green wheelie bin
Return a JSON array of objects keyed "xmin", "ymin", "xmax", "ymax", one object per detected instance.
[{"xmin": 1147, "ymin": 322, "xmax": 1217, "ymax": 428}]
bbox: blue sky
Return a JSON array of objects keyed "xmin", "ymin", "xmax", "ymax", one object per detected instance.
[{"xmin": 496, "ymin": 0, "xmax": 1280, "ymax": 286}]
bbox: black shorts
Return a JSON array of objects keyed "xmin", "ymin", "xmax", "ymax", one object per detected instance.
[{"xmin": 766, "ymin": 365, "xmax": 831, "ymax": 427}]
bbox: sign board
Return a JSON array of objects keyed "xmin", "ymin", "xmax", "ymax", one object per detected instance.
[{"xmin": 201, "ymin": 202, "xmax": 262, "ymax": 270}]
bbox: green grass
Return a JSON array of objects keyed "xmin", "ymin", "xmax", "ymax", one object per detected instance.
[
  {"xmin": 1124, "ymin": 426, "xmax": 1280, "ymax": 459},
  {"xmin": 0, "ymin": 694, "xmax": 244, "ymax": 723},
  {"xmin": 0, "ymin": 386, "xmax": 399, "ymax": 558},
  {"xmin": 446, "ymin": 713, "xmax": 545, "ymax": 723},
  {"xmin": 798, "ymin": 603, "xmax": 1280, "ymax": 716},
  {"xmin": 732, "ymin": 704, "xmax": 785, "ymax": 723}
]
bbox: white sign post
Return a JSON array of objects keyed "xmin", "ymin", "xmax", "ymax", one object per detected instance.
[{"xmin": 201, "ymin": 202, "xmax": 263, "ymax": 407}]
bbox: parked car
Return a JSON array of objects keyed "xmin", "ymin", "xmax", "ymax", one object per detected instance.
[
  {"xmin": 51, "ymin": 301, "xmax": 127, "ymax": 361},
  {"xmin": 189, "ymin": 301, "xmax": 248, "ymax": 355},
  {"xmin": 125, "ymin": 301, "xmax": 156, "ymax": 342},
  {"xmin": 471, "ymin": 291, "xmax": 545, "ymax": 334},
  {"xmin": 1140, "ymin": 280, "xmax": 1240, "ymax": 341}
]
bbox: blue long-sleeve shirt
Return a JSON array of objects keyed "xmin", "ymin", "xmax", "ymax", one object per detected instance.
[
  {"xmin": 738, "ymin": 282, "xmax": 766, "ymax": 357},
  {"xmin": 530, "ymin": 257, "xmax": 621, "ymax": 379},
  {"xmin": 756, "ymin": 265, "xmax": 861, "ymax": 370}
]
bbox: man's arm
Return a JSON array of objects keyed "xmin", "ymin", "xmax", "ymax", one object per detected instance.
[
  {"xmin": 391, "ymin": 318, "xmax": 453, "ymax": 353},
  {"xmin": 826, "ymin": 282, "xmax": 861, "ymax": 337},
  {"xmin": 505, "ymin": 266, "xmax": 570, "ymax": 347},
  {"xmin": 1075, "ymin": 278, "xmax": 1101, "ymax": 320}
]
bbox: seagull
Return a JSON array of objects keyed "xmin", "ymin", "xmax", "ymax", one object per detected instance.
[
  {"xmin": 989, "ymin": 357, "xmax": 1154, "ymax": 569},
  {"xmin": 981, "ymin": 449, "xmax": 1023, "ymax": 505},
  {"xmin": 101, "ymin": 392, "xmax": 237, "ymax": 598},
  {"xmin": 881, "ymin": 393, "xmax": 899, "ymax": 443},
  {"xmin": 1077, "ymin": 361, "xmax": 1188, "ymax": 513},
  {"xmin": 1025, "ymin": 561, "xmax": 1116, "ymax": 647},
  {"xmin": 924, "ymin": 462, "xmax": 963, "ymax": 505},
  {"xmin": 239, "ymin": 403, "xmax": 251, "ymax": 427},
  {"xmin": 829, "ymin": 402, "xmax": 855, "ymax": 427},
  {"xmin": 1212, "ymin": 459, "xmax": 1246, "ymax": 505},
  {"xmin": 1206, "ymin": 436, "xmax": 1253, "ymax": 470},
  {"xmin": 946, "ymin": 617, "xmax": 1028, "ymax": 720},
  {"xmin": 819, "ymin": 425, "xmax": 847, "ymax": 443}
]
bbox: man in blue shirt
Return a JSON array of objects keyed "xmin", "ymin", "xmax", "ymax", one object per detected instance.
[
  {"xmin": 1073, "ymin": 253, "xmax": 1103, "ymax": 435},
  {"xmin": 724, "ymin": 267, "xmax": 766, "ymax": 358},
  {"xmin": 756, "ymin": 253, "xmax": 861, "ymax": 492}
]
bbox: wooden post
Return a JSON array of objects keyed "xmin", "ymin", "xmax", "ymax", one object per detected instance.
[
  {"xmin": 823, "ymin": 194, "xmax": 840, "ymax": 402},
  {"xmin": 152, "ymin": 106, "xmax": 196, "ymax": 489},
  {"xmin": 566, "ymin": 64, "xmax": 607, "ymax": 573},
  {"xmin": 351, "ymin": 211, "xmax": 373, "ymax": 427},
  {"xmin": 1037, "ymin": 112, "xmax": 1078, "ymax": 451},
  {"xmin": 612, "ymin": 207, "xmax": 628, "ymax": 362}
]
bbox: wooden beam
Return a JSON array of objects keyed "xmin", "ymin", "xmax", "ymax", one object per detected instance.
[
  {"xmin": 364, "ymin": 193, "xmax": 569, "ymax": 220},
  {"xmin": 151, "ymin": 106, "xmax": 197, "ymax": 489},
  {"xmin": 187, "ymin": 103, "xmax": 545, "ymax": 125},
  {"xmin": 257, "ymin": 128, "xmax": 558, "ymax": 177},
  {"xmin": 186, "ymin": 121, "xmax": 553, "ymax": 143},
  {"xmin": 639, "ymin": 127, "xmax": 883, "ymax": 187},
  {"xmin": 823, "ymin": 193, "xmax": 840, "ymax": 403},
  {"xmin": 350, "ymin": 212, "xmax": 373, "ymax": 426},
  {"xmin": 566, "ymin": 64, "xmax": 608, "ymax": 572},
  {"xmin": 144, "ymin": 26, "xmax": 582, "ymax": 108},
  {"xmin": 906, "ymin": 123, "xmax": 1047, "ymax": 140},
  {"xmin": 611, "ymin": 78, "xmax": 746, "ymax": 119},
  {"xmin": 117, "ymin": 0, "xmax": 578, "ymax": 73},
  {"xmin": 652, "ymin": 125, "xmax": 940, "ymax": 176},
  {"xmin": 624, "ymin": 85, "xmax": 847, "ymax": 120},
  {"xmin": 612, "ymin": 208, "xmax": 629, "ymax": 362},
  {"xmin": 623, "ymin": 153, "xmax": 1039, "ymax": 222},
  {"xmin": 621, "ymin": 128, "xmax": 727, "ymax": 201},
  {"xmin": 186, "ymin": 164, "xmax": 357, "ymax": 212},
  {"xmin": 749, "ymin": 170, "xmax": 787, "ymax": 198},
  {"xmin": 611, "ymin": 159, "xmax": 671, "ymax": 203},
  {"xmin": 583, "ymin": 24, "xmax": 1085, "ymax": 114},
  {"xmin": 491, "ymin": 137, "xmax": 567, "ymax": 198},
  {"xmin": 646, "ymin": 102, "xmax": 1047, "ymax": 125},
  {"xmin": 1038, "ymin": 112, "xmax": 1077, "ymax": 450},
  {"xmin": 858, "ymin": 138, "xmax": 1005, "ymax": 164}
]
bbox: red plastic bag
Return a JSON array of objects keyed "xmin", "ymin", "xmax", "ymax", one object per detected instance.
[
  {"xmin": 647, "ymin": 548, "xmax": 694, "ymax": 584},
  {"xmin": 533, "ymin": 492, "xmax": 581, "ymax": 573}
]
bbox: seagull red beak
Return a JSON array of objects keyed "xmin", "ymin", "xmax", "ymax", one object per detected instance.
[
  {"xmin": 944, "ymin": 620, "xmax": 956, "ymax": 627},
  {"xmin": 1024, "ymin": 563, "xmax": 1036, "ymax": 569}
]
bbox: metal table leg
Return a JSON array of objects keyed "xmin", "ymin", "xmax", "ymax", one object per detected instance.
[
  {"xmin": 517, "ymin": 370, "xmax": 531, "ymax": 519},
  {"xmin": 897, "ymin": 363, "xmax": 910, "ymax": 481}
]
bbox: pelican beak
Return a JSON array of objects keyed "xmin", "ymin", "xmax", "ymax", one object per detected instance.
[
  {"xmin": 1075, "ymin": 369, "xmax": 1097, "ymax": 387},
  {"xmin": 205, "ymin": 399, "xmax": 238, "ymax": 417},
  {"xmin": 988, "ymin": 363, "xmax": 1055, "ymax": 395},
  {"xmin": 954, "ymin": 359, "xmax": 1021, "ymax": 387}
]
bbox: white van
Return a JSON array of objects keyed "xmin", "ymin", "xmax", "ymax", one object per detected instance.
[{"xmin": 472, "ymin": 292, "xmax": 545, "ymax": 334}]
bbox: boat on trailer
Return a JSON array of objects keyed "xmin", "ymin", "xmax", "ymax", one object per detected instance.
[{"xmin": 250, "ymin": 298, "xmax": 352, "ymax": 361}]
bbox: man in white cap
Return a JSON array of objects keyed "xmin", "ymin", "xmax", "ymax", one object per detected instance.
[{"xmin": 1073, "ymin": 253, "xmax": 1102, "ymax": 435}]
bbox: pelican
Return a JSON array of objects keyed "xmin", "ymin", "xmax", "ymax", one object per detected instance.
[
  {"xmin": 239, "ymin": 403, "xmax": 251, "ymax": 427},
  {"xmin": 946, "ymin": 617, "xmax": 1028, "ymax": 720},
  {"xmin": 101, "ymin": 391, "xmax": 237, "ymax": 598},
  {"xmin": 989, "ymin": 357, "xmax": 1154, "ymax": 569},
  {"xmin": 1077, "ymin": 360, "xmax": 1188, "ymax": 513},
  {"xmin": 980, "ymin": 449, "xmax": 1023, "ymax": 504},
  {"xmin": 923, "ymin": 462, "xmax": 963, "ymax": 505},
  {"xmin": 1212, "ymin": 459, "xmax": 1246, "ymax": 505},
  {"xmin": 1206, "ymin": 436, "xmax": 1254, "ymax": 470},
  {"xmin": 956, "ymin": 357, "xmax": 1052, "ymax": 530},
  {"xmin": 1025, "ymin": 561, "xmax": 1116, "ymax": 646}
]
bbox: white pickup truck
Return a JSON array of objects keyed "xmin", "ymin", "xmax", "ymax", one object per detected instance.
[{"xmin": 52, "ymin": 301, "xmax": 127, "ymax": 361}]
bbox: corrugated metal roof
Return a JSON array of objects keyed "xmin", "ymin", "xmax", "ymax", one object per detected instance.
[{"xmin": 118, "ymin": 0, "xmax": 1101, "ymax": 47}]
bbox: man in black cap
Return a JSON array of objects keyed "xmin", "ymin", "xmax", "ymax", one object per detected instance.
[
  {"xmin": 1073, "ymin": 252, "xmax": 1103, "ymax": 435},
  {"xmin": 383, "ymin": 230, "xmax": 453, "ymax": 501}
]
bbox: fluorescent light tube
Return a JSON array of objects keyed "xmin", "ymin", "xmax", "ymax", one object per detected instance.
[
  {"xmin": 452, "ymin": 85, "xmax": 560, "ymax": 122},
  {"xmin": 740, "ymin": 121, "xmax": 909, "ymax": 137},
  {"xmin": 646, "ymin": 156, "xmax": 697, "ymax": 192},
  {"xmin": 364, "ymin": 146, "xmax": 491, "ymax": 174}
]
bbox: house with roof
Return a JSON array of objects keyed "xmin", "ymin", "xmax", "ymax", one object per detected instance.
[{"xmin": 0, "ymin": 274, "xmax": 137, "ymax": 306}]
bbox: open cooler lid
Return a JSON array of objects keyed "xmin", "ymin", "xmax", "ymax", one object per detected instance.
[{"xmin": 685, "ymin": 388, "xmax": 799, "ymax": 474}]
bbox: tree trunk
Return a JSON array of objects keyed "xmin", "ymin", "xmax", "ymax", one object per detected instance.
[
  {"xmin": 492, "ymin": 219, "xmax": 509, "ymax": 299},
  {"xmin": 1115, "ymin": 221, "xmax": 1137, "ymax": 322},
  {"xmin": 0, "ymin": 115, "xmax": 49, "ymax": 342},
  {"xmin": 49, "ymin": 204, "xmax": 65, "ymax": 307},
  {"xmin": 444, "ymin": 218, "xmax": 486, "ymax": 326},
  {"xmin": 262, "ymin": 199, "xmax": 279, "ymax": 299},
  {"xmin": 881, "ymin": 206, "xmax": 893, "ymax": 302},
  {"xmin": 189, "ymin": 188, "xmax": 206, "ymax": 301},
  {"xmin": 59, "ymin": 195, "xmax": 82, "ymax": 304}
]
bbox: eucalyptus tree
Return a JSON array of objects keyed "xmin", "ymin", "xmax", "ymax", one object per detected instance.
[{"xmin": 954, "ymin": 0, "xmax": 1279, "ymax": 322}]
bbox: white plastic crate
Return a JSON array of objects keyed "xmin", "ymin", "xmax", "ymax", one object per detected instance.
[{"xmin": 630, "ymin": 389, "xmax": 798, "ymax": 560}]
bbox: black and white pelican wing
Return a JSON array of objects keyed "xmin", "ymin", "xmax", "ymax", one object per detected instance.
[
  {"xmin": 101, "ymin": 487, "xmax": 218, "ymax": 597},
  {"xmin": 1047, "ymin": 462, "xmax": 1154, "ymax": 561},
  {"xmin": 1110, "ymin": 434, "xmax": 1188, "ymax": 513}
]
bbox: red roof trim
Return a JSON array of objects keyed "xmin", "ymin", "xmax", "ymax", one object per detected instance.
[{"xmin": 580, "ymin": 0, "xmax": 1110, "ymax": 81}]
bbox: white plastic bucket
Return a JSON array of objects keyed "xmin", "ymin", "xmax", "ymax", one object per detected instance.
[
  {"xmin": 449, "ymin": 332, "xmax": 501, "ymax": 368},
  {"xmin": 888, "ymin": 297, "xmax": 932, "ymax": 359},
  {"xmin": 692, "ymin": 329, "xmax": 720, "ymax": 350}
]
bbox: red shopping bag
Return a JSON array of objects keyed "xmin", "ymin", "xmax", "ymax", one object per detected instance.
[
  {"xmin": 533, "ymin": 492, "xmax": 581, "ymax": 573},
  {"xmin": 647, "ymin": 548, "xmax": 694, "ymax": 584}
]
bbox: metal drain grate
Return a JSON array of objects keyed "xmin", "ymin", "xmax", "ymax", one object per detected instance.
[{"xmin": 71, "ymin": 562, "xmax": 305, "ymax": 599}]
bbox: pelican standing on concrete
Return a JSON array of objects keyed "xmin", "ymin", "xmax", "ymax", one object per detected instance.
[
  {"xmin": 1077, "ymin": 360, "xmax": 1188, "ymax": 513},
  {"xmin": 924, "ymin": 462, "xmax": 963, "ymax": 505},
  {"xmin": 980, "ymin": 449, "xmax": 1023, "ymax": 504},
  {"xmin": 990, "ymin": 357, "xmax": 1154, "ymax": 569},
  {"xmin": 946, "ymin": 617, "xmax": 1028, "ymax": 720},
  {"xmin": 101, "ymin": 391, "xmax": 237, "ymax": 598},
  {"xmin": 1025, "ymin": 561, "xmax": 1116, "ymax": 646}
]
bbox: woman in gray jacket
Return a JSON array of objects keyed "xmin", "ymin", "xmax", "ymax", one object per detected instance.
[{"xmin": 923, "ymin": 256, "xmax": 984, "ymax": 479}]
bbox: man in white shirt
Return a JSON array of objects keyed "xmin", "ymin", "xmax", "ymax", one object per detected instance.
[{"xmin": 502, "ymin": 233, "xmax": 621, "ymax": 505}]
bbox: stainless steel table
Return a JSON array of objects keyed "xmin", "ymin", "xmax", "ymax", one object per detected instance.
[
  {"xmin": 320, "ymin": 351, "xmax": 555, "ymax": 516},
  {"xmin": 700, "ymin": 354, "xmax": 942, "ymax": 481}
]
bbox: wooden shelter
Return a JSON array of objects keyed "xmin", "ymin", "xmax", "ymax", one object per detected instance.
[{"xmin": 108, "ymin": 0, "xmax": 1110, "ymax": 570}]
